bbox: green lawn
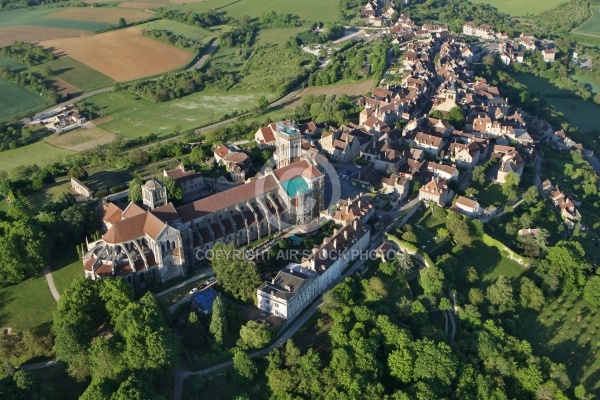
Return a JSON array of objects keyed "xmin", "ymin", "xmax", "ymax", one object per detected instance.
[
  {"xmin": 572, "ymin": 74, "xmax": 600, "ymax": 94},
  {"xmin": 171, "ymin": 0, "xmax": 342, "ymax": 23},
  {"xmin": 520, "ymin": 292, "xmax": 600, "ymax": 396},
  {"xmin": 41, "ymin": 56, "xmax": 114, "ymax": 92},
  {"xmin": 0, "ymin": 274, "xmax": 56, "ymax": 330},
  {"xmin": 50, "ymin": 246, "xmax": 84, "ymax": 295},
  {"xmin": 0, "ymin": 8, "xmax": 109, "ymax": 31},
  {"xmin": 137, "ymin": 19, "xmax": 216, "ymax": 41},
  {"xmin": 89, "ymin": 88, "xmax": 272, "ymax": 138},
  {"xmin": 0, "ymin": 77, "xmax": 48, "ymax": 120},
  {"xmin": 469, "ymin": 0, "xmax": 569, "ymax": 16},
  {"xmin": 256, "ymin": 27, "xmax": 308, "ymax": 46},
  {"xmin": 23, "ymin": 180, "xmax": 71, "ymax": 212},
  {"xmin": 472, "ymin": 180, "xmax": 508, "ymax": 208},
  {"xmin": 514, "ymin": 73, "xmax": 600, "ymax": 134},
  {"xmin": 0, "ymin": 141, "xmax": 74, "ymax": 173},
  {"xmin": 29, "ymin": 364, "xmax": 87, "ymax": 400},
  {"xmin": 573, "ymin": 5, "xmax": 600, "ymax": 38}
]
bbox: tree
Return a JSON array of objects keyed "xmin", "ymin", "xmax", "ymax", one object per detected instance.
[
  {"xmin": 232, "ymin": 348, "xmax": 257, "ymax": 380},
  {"xmin": 99, "ymin": 278, "xmax": 134, "ymax": 324},
  {"xmin": 0, "ymin": 220, "xmax": 50, "ymax": 284},
  {"xmin": 523, "ymin": 186, "xmax": 539, "ymax": 205},
  {"xmin": 438, "ymin": 297, "xmax": 452, "ymax": 311},
  {"xmin": 210, "ymin": 295, "xmax": 227, "ymax": 345},
  {"xmin": 162, "ymin": 176, "xmax": 183, "ymax": 204},
  {"xmin": 254, "ymin": 96, "xmax": 270, "ymax": 115},
  {"xmin": 466, "ymin": 266, "xmax": 479, "ymax": 283},
  {"xmin": 128, "ymin": 148, "xmax": 149, "ymax": 166},
  {"xmin": 401, "ymin": 231, "xmax": 418, "ymax": 244},
  {"xmin": 584, "ymin": 276, "xmax": 600, "ymax": 307},
  {"xmin": 419, "ymin": 266, "xmax": 445, "ymax": 295},
  {"xmin": 185, "ymin": 312, "xmax": 208, "ymax": 349},
  {"xmin": 447, "ymin": 106, "xmax": 465, "ymax": 129},
  {"xmin": 543, "ymin": 241, "xmax": 587, "ymax": 292},
  {"xmin": 468, "ymin": 288, "xmax": 485, "ymax": 306},
  {"xmin": 128, "ymin": 177, "xmax": 143, "ymax": 203},
  {"xmin": 458, "ymin": 304, "xmax": 481, "ymax": 326},
  {"xmin": 519, "ymin": 277, "xmax": 545, "ymax": 310},
  {"xmin": 67, "ymin": 165, "xmax": 88, "ymax": 181},
  {"xmin": 472, "ymin": 165, "xmax": 486, "ymax": 185},
  {"xmin": 446, "ymin": 216, "xmax": 474, "ymax": 246},
  {"xmin": 429, "ymin": 110, "xmax": 444, "ymax": 119},
  {"xmin": 502, "ymin": 172, "xmax": 520, "ymax": 201},
  {"xmin": 237, "ymin": 320, "xmax": 271, "ymax": 349},
  {"xmin": 486, "ymin": 276, "xmax": 515, "ymax": 309},
  {"xmin": 211, "ymin": 242, "xmax": 261, "ymax": 302},
  {"xmin": 118, "ymin": 18, "xmax": 127, "ymax": 28},
  {"xmin": 437, "ymin": 227, "xmax": 449, "ymax": 239}
]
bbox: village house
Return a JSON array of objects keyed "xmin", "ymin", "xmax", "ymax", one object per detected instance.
[
  {"xmin": 419, "ymin": 176, "xmax": 454, "ymax": 205},
  {"xmin": 163, "ymin": 163, "xmax": 204, "ymax": 195},
  {"xmin": 319, "ymin": 129, "xmax": 361, "ymax": 163},
  {"xmin": 425, "ymin": 161, "xmax": 459, "ymax": 181},
  {"xmin": 414, "ymin": 131, "xmax": 445, "ymax": 156},
  {"xmin": 257, "ymin": 218, "xmax": 370, "ymax": 319},
  {"xmin": 352, "ymin": 164, "xmax": 384, "ymax": 191},
  {"xmin": 542, "ymin": 49, "xmax": 556, "ymax": 62},
  {"xmin": 381, "ymin": 173, "xmax": 410, "ymax": 200},
  {"xmin": 321, "ymin": 195, "xmax": 375, "ymax": 225},
  {"xmin": 453, "ymin": 196, "xmax": 482, "ymax": 217}
]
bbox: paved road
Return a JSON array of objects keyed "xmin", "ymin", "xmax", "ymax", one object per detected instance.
[
  {"xmin": 156, "ymin": 268, "xmax": 214, "ymax": 298},
  {"xmin": 19, "ymin": 360, "xmax": 58, "ymax": 371},
  {"xmin": 43, "ymin": 267, "xmax": 60, "ymax": 301},
  {"xmin": 186, "ymin": 39, "xmax": 219, "ymax": 71}
]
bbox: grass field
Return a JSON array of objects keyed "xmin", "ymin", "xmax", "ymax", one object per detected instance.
[
  {"xmin": 0, "ymin": 141, "xmax": 74, "ymax": 173},
  {"xmin": 256, "ymin": 27, "xmax": 308, "ymax": 46},
  {"xmin": 40, "ymin": 27, "xmax": 194, "ymax": 82},
  {"xmin": 89, "ymin": 88, "xmax": 272, "ymax": 138},
  {"xmin": 51, "ymin": 247, "xmax": 84, "ymax": 296},
  {"xmin": 45, "ymin": 8, "xmax": 154, "ymax": 25},
  {"xmin": 172, "ymin": 0, "xmax": 342, "ymax": 23},
  {"xmin": 0, "ymin": 77, "xmax": 48, "ymax": 120},
  {"xmin": 41, "ymin": 56, "xmax": 114, "ymax": 92},
  {"xmin": 45, "ymin": 126, "xmax": 116, "ymax": 151},
  {"xmin": 521, "ymin": 292, "xmax": 600, "ymax": 395},
  {"xmin": 23, "ymin": 180, "xmax": 71, "ymax": 212},
  {"xmin": 514, "ymin": 72, "xmax": 600, "ymax": 134},
  {"xmin": 0, "ymin": 274, "xmax": 56, "ymax": 330},
  {"xmin": 470, "ymin": 0, "xmax": 569, "ymax": 16},
  {"xmin": 137, "ymin": 19, "xmax": 215, "ymax": 41},
  {"xmin": 573, "ymin": 5, "xmax": 600, "ymax": 38},
  {"xmin": 284, "ymin": 79, "xmax": 376, "ymax": 109},
  {"xmin": 118, "ymin": 0, "xmax": 169, "ymax": 9}
]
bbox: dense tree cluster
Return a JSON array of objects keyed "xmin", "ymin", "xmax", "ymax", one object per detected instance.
[
  {"xmin": 295, "ymin": 23, "xmax": 346, "ymax": 45},
  {"xmin": 142, "ymin": 29, "xmax": 206, "ymax": 54},
  {"xmin": 210, "ymin": 242, "xmax": 261, "ymax": 303},
  {"xmin": 157, "ymin": 9, "xmax": 224, "ymax": 28},
  {"xmin": 0, "ymin": 123, "xmax": 39, "ymax": 152},
  {"xmin": 259, "ymin": 11, "xmax": 301, "ymax": 28},
  {"xmin": 117, "ymin": 68, "xmax": 235, "ymax": 102},
  {"xmin": 54, "ymin": 279, "xmax": 179, "ymax": 398},
  {"xmin": 293, "ymin": 93, "xmax": 356, "ymax": 126},
  {"xmin": 220, "ymin": 16, "xmax": 257, "ymax": 48},
  {"xmin": 0, "ymin": 41, "xmax": 54, "ymax": 66},
  {"xmin": 308, "ymin": 40, "xmax": 387, "ymax": 85}
]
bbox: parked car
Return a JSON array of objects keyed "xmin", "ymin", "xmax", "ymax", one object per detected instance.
[
  {"xmin": 207, "ymin": 277, "xmax": 216, "ymax": 284},
  {"xmin": 189, "ymin": 287, "xmax": 199, "ymax": 295}
]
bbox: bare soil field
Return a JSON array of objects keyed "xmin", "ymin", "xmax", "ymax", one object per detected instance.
[
  {"xmin": 48, "ymin": 77, "xmax": 81, "ymax": 98},
  {"xmin": 117, "ymin": 1, "xmax": 169, "ymax": 9},
  {"xmin": 39, "ymin": 28, "xmax": 193, "ymax": 82},
  {"xmin": 44, "ymin": 125, "xmax": 116, "ymax": 152},
  {"xmin": 45, "ymin": 8, "xmax": 154, "ymax": 25},
  {"xmin": 284, "ymin": 79, "xmax": 375, "ymax": 109},
  {"xmin": 0, "ymin": 26, "xmax": 90, "ymax": 47}
]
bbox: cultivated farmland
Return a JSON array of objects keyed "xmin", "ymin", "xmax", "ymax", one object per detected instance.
[
  {"xmin": 44, "ymin": 126, "xmax": 116, "ymax": 152},
  {"xmin": 0, "ymin": 8, "xmax": 110, "ymax": 31},
  {"xmin": 470, "ymin": 0, "xmax": 569, "ymax": 16},
  {"xmin": 44, "ymin": 8, "xmax": 155, "ymax": 25},
  {"xmin": 0, "ymin": 77, "xmax": 48, "ymax": 120},
  {"xmin": 88, "ymin": 88, "xmax": 272, "ymax": 138},
  {"xmin": 172, "ymin": 0, "xmax": 342, "ymax": 23},
  {"xmin": 573, "ymin": 5, "xmax": 600, "ymax": 38},
  {"xmin": 118, "ymin": 0, "xmax": 169, "ymax": 9},
  {"xmin": 42, "ymin": 56, "xmax": 114, "ymax": 92},
  {"xmin": 39, "ymin": 27, "xmax": 194, "ymax": 82},
  {"xmin": 0, "ymin": 26, "xmax": 91, "ymax": 47}
]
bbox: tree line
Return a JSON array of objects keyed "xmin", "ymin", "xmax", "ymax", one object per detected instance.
[
  {"xmin": 0, "ymin": 42, "xmax": 54, "ymax": 66},
  {"xmin": 157, "ymin": 9, "xmax": 224, "ymax": 28},
  {"xmin": 0, "ymin": 68, "xmax": 61, "ymax": 104},
  {"xmin": 142, "ymin": 29, "xmax": 207, "ymax": 54}
]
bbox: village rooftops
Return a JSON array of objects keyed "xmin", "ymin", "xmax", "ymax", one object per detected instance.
[
  {"xmin": 257, "ymin": 264, "xmax": 318, "ymax": 301},
  {"xmin": 102, "ymin": 210, "xmax": 166, "ymax": 244}
]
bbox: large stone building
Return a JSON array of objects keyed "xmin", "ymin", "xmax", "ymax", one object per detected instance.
[{"xmin": 83, "ymin": 126, "xmax": 326, "ymax": 288}]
